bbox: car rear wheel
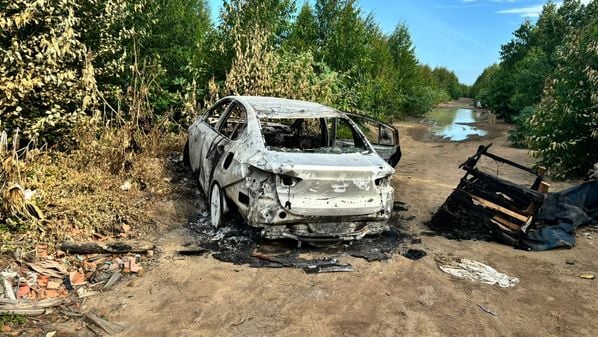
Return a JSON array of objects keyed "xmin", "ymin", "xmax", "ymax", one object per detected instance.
[{"xmin": 210, "ymin": 183, "xmax": 226, "ymax": 228}]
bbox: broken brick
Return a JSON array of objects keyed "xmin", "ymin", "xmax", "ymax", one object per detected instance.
[
  {"xmin": 70, "ymin": 271, "xmax": 85, "ymax": 284},
  {"xmin": 38, "ymin": 275, "xmax": 49, "ymax": 288},
  {"xmin": 17, "ymin": 284, "xmax": 30, "ymax": 298},
  {"xmin": 45, "ymin": 289, "xmax": 60, "ymax": 298},
  {"xmin": 47, "ymin": 280, "xmax": 61, "ymax": 290}
]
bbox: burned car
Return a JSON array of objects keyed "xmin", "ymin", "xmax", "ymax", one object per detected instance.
[{"xmin": 185, "ymin": 96, "xmax": 401, "ymax": 242}]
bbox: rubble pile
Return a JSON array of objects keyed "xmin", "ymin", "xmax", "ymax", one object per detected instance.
[{"xmin": 0, "ymin": 243, "xmax": 153, "ymax": 317}]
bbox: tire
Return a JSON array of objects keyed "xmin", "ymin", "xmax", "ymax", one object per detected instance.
[
  {"xmin": 210, "ymin": 183, "xmax": 226, "ymax": 228},
  {"xmin": 183, "ymin": 139, "xmax": 190, "ymax": 168}
]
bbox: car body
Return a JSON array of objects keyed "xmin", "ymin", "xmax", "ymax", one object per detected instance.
[{"xmin": 186, "ymin": 96, "xmax": 401, "ymax": 242}]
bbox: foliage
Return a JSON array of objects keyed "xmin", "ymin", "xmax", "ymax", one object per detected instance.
[
  {"xmin": 286, "ymin": 2, "xmax": 318, "ymax": 52},
  {"xmin": 470, "ymin": 64, "xmax": 498, "ymax": 101},
  {"xmin": 431, "ymin": 67, "xmax": 465, "ymax": 100},
  {"xmin": 1, "ymin": 0, "xmax": 469, "ymax": 142},
  {"xmin": 0, "ymin": 313, "xmax": 27, "ymax": 327},
  {"xmin": 212, "ymin": 22, "xmax": 347, "ymax": 108},
  {"xmin": 473, "ymin": 0, "xmax": 596, "ymax": 177},
  {"xmin": 0, "ymin": 0, "xmax": 95, "ymax": 143},
  {"xmin": 526, "ymin": 19, "xmax": 597, "ymax": 178},
  {"xmin": 507, "ymin": 106, "xmax": 535, "ymax": 148},
  {"xmin": 209, "ymin": 0, "xmax": 296, "ymax": 82},
  {"xmin": 474, "ymin": 0, "xmax": 591, "ymax": 120}
]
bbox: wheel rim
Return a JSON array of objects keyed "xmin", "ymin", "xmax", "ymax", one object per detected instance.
[{"xmin": 210, "ymin": 184, "xmax": 222, "ymax": 227}]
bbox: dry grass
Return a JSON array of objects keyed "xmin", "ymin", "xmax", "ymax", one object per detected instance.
[{"xmin": 0, "ymin": 119, "xmax": 186, "ymax": 254}]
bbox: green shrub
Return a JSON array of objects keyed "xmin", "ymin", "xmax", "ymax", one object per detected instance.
[{"xmin": 526, "ymin": 21, "xmax": 598, "ymax": 178}]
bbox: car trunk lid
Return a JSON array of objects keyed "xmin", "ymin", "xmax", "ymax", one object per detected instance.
[{"xmin": 263, "ymin": 152, "xmax": 393, "ymax": 216}]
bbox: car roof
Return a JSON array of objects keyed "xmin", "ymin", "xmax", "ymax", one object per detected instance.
[{"xmin": 229, "ymin": 96, "xmax": 344, "ymax": 118}]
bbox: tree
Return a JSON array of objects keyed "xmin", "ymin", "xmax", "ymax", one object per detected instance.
[
  {"xmin": 0, "ymin": 0, "xmax": 95, "ymax": 143},
  {"xmin": 143, "ymin": 0, "xmax": 212, "ymax": 87},
  {"xmin": 208, "ymin": 0, "xmax": 296, "ymax": 82},
  {"xmin": 526, "ymin": 13, "xmax": 597, "ymax": 177},
  {"xmin": 286, "ymin": 2, "xmax": 318, "ymax": 52},
  {"xmin": 388, "ymin": 23, "xmax": 420, "ymax": 95},
  {"xmin": 431, "ymin": 67, "xmax": 462, "ymax": 99},
  {"xmin": 510, "ymin": 47, "xmax": 549, "ymax": 110},
  {"xmin": 477, "ymin": 0, "xmax": 592, "ymax": 121},
  {"xmin": 471, "ymin": 64, "xmax": 498, "ymax": 100}
]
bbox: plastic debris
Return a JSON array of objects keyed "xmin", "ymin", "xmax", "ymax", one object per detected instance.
[
  {"xmin": 120, "ymin": 181, "xmax": 132, "ymax": 191},
  {"xmin": 579, "ymin": 273, "xmax": 595, "ymax": 280}
]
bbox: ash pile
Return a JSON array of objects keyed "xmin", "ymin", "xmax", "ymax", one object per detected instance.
[{"xmin": 183, "ymin": 205, "xmax": 414, "ymax": 272}]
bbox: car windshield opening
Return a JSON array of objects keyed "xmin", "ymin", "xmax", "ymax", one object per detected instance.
[{"xmin": 259, "ymin": 117, "xmax": 369, "ymax": 153}]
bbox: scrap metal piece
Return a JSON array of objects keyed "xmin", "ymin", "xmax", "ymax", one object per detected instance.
[
  {"xmin": 477, "ymin": 304, "xmax": 499, "ymax": 316},
  {"xmin": 303, "ymin": 260, "xmax": 355, "ymax": 274}
]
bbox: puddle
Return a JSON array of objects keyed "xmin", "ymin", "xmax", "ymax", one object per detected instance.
[{"xmin": 426, "ymin": 108, "xmax": 488, "ymax": 141}]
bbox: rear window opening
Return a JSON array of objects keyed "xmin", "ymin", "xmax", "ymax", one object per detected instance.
[{"xmin": 259, "ymin": 117, "xmax": 369, "ymax": 154}]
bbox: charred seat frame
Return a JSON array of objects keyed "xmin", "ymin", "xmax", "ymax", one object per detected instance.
[{"xmin": 431, "ymin": 144, "xmax": 548, "ymax": 245}]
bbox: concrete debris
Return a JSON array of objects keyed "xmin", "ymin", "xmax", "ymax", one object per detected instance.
[
  {"xmin": 0, "ymin": 247, "xmax": 149, "ymax": 317},
  {"xmin": 102, "ymin": 272, "xmax": 122, "ymax": 290},
  {"xmin": 436, "ymin": 256, "xmax": 519, "ymax": 288},
  {"xmin": 26, "ymin": 260, "xmax": 68, "ymax": 278},
  {"xmin": 1, "ymin": 273, "xmax": 17, "ymax": 301},
  {"xmin": 0, "ymin": 298, "xmax": 63, "ymax": 316}
]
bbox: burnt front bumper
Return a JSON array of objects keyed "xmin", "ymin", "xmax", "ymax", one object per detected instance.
[{"xmin": 260, "ymin": 220, "xmax": 389, "ymax": 242}]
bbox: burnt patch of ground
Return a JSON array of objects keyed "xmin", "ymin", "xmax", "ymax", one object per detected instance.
[
  {"xmin": 184, "ymin": 208, "xmax": 413, "ymax": 269},
  {"xmin": 428, "ymin": 207, "xmax": 502, "ymax": 242}
]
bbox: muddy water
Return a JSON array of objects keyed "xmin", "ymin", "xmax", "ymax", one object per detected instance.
[{"xmin": 426, "ymin": 108, "xmax": 488, "ymax": 141}]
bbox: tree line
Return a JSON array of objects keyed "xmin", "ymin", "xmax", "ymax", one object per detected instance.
[
  {"xmin": 472, "ymin": 0, "xmax": 596, "ymax": 178},
  {"xmin": 0, "ymin": 0, "xmax": 468, "ymax": 145}
]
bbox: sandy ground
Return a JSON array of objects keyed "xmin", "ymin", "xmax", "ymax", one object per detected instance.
[{"xmin": 71, "ymin": 114, "xmax": 596, "ymax": 337}]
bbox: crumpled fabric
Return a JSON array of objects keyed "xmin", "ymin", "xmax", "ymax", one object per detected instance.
[
  {"xmin": 436, "ymin": 257, "xmax": 519, "ymax": 288},
  {"xmin": 521, "ymin": 180, "xmax": 598, "ymax": 251}
]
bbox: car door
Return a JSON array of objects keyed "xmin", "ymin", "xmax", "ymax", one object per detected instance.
[
  {"xmin": 210, "ymin": 102, "xmax": 249, "ymax": 189},
  {"xmin": 190, "ymin": 99, "xmax": 232, "ymax": 191},
  {"xmin": 345, "ymin": 113, "xmax": 402, "ymax": 167}
]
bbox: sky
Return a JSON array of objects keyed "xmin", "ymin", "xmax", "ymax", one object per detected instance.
[{"xmin": 206, "ymin": 0, "xmax": 588, "ymax": 85}]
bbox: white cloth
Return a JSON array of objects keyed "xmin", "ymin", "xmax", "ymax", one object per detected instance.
[{"xmin": 437, "ymin": 258, "xmax": 519, "ymax": 288}]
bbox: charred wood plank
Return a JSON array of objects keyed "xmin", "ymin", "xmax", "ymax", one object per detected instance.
[
  {"xmin": 84, "ymin": 312, "xmax": 124, "ymax": 335},
  {"xmin": 468, "ymin": 194, "xmax": 530, "ymax": 222},
  {"xmin": 60, "ymin": 241, "xmax": 155, "ymax": 254}
]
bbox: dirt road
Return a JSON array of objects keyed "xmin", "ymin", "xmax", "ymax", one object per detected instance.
[{"xmin": 79, "ymin": 117, "xmax": 597, "ymax": 337}]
